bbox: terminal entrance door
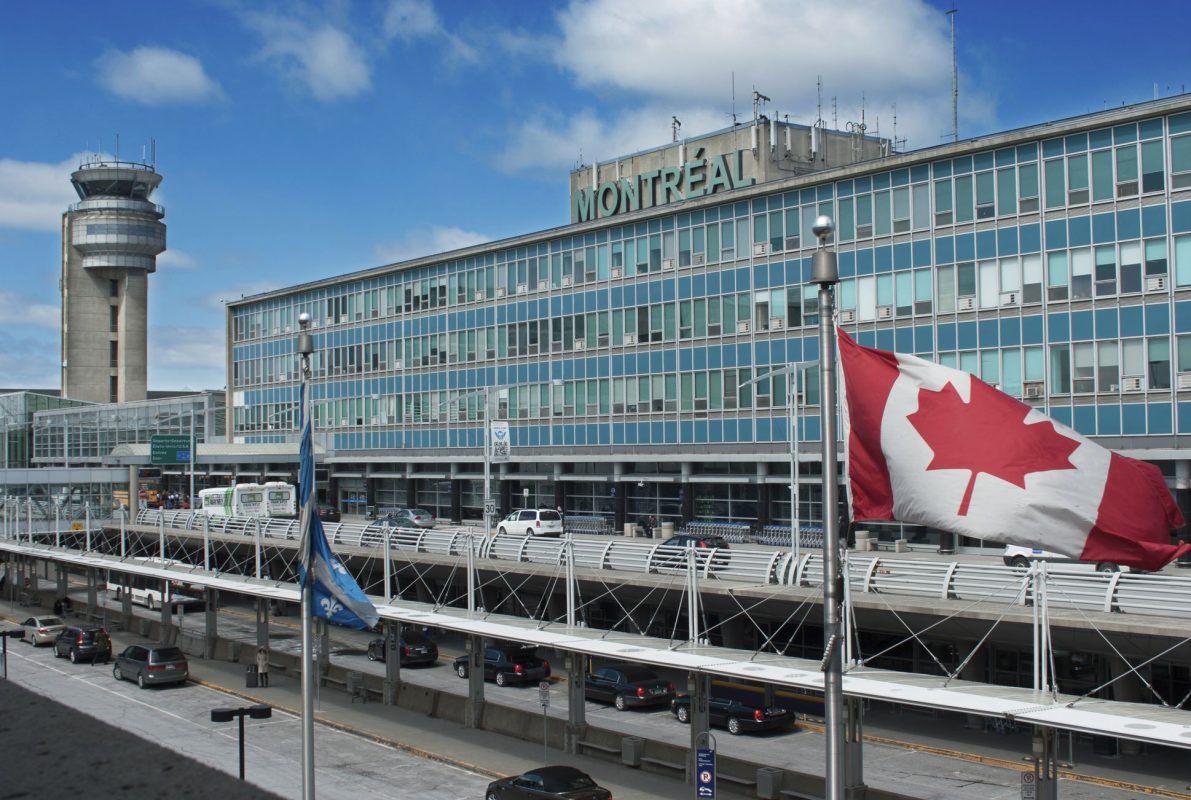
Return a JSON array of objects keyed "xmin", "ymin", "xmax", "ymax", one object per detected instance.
[{"xmin": 338, "ymin": 481, "xmax": 367, "ymax": 518}]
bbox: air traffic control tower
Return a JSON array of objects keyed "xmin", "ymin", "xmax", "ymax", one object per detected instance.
[{"xmin": 61, "ymin": 158, "xmax": 165, "ymax": 404}]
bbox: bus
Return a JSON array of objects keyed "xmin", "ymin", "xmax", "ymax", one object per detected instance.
[
  {"xmin": 198, "ymin": 482, "xmax": 296, "ymax": 518},
  {"xmin": 106, "ymin": 564, "xmax": 205, "ymax": 611}
]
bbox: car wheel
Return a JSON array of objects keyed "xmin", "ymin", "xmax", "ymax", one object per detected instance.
[
  {"xmin": 497, "ymin": 526, "xmax": 507, "ymax": 536},
  {"xmin": 456, "ymin": 663, "xmax": 468, "ymax": 678},
  {"xmin": 486, "ymin": 792, "xmax": 499, "ymax": 800},
  {"xmin": 727, "ymin": 716, "xmax": 743, "ymax": 735},
  {"xmin": 114, "ymin": 588, "xmax": 122, "ymax": 602},
  {"xmin": 367, "ymin": 651, "xmax": 378, "ymax": 662},
  {"xmin": 113, "ymin": 665, "xmax": 123, "ymax": 682},
  {"xmin": 1096, "ymin": 562, "xmax": 1120, "ymax": 573},
  {"xmin": 614, "ymin": 694, "xmax": 627, "ymax": 711},
  {"xmin": 148, "ymin": 596, "xmax": 157, "ymax": 611},
  {"xmin": 676, "ymin": 706, "xmax": 690, "ymax": 724},
  {"xmin": 69, "ymin": 649, "xmax": 79, "ymax": 664},
  {"xmin": 495, "ymin": 672, "xmax": 507, "ymax": 687},
  {"xmin": 526, "ymin": 528, "xmax": 535, "ymax": 537},
  {"xmin": 1010, "ymin": 556, "xmax": 1030, "ymax": 569},
  {"xmin": 138, "ymin": 673, "xmax": 147, "ymax": 689}
]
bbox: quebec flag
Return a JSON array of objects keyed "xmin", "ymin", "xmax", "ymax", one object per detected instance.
[{"xmin": 297, "ymin": 381, "xmax": 379, "ymax": 630}]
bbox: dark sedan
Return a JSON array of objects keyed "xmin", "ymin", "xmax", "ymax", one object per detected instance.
[
  {"xmin": 670, "ymin": 694, "xmax": 793, "ymax": 735},
  {"xmin": 585, "ymin": 664, "xmax": 675, "ymax": 710},
  {"xmin": 366, "ymin": 631, "xmax": 439, "ymax": 666},
  {"xmin": 485, "ymin": 766, "xmax": 611, "ymax": 800},
  {"xmin": 318, "ymin": 505, "xmax": 341, "ymax": 522},
  {"xmin": 453, "ymin": 642, "xmax": 550, "ymax": 687}
]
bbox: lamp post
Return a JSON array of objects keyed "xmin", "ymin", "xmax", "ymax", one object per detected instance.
[
  {"xmin": 1, "ymin": 627, "xmax": 26, "ymax": 679},
  {"xmin": 210, "ymin": 704, "xmax": 272, "ymax": 780},
  {"xmin": 296, "ymin": 311, "xmax": 316, "ymax": 800},
  {"xmin": 739, "ymin": 360, "xmax": 815, "ymax": 565}
]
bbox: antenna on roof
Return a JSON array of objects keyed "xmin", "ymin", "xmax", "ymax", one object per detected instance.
[
  {"xmin": 672, "ymin": 116, "xmax": 681, "ymax": 142},
  {"xmin": 730, "ymin": 72, "xmax": 738, "ymax": 125},
  {"xmin": 948, "ymin": 6, "xmax": 958, "ymax": 143},
  {"xmin": 816, "ymin": 75, "xmax": 824, "ymax": 128}
]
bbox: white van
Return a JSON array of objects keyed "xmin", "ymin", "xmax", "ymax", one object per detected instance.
[{"xmin": 1001, "ymin": 544, "xmax": 1127, "ymax": 573}]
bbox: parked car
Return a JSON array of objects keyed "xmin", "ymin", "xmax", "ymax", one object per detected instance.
[
  {"xmin": 665, "ymin": 533, "xmax": 730, "ymax": 550},
  {"xmin": 53, "ymin": 625, "xmax": 112, "ymax": 664},
  {"xmin": 20, "ymin": 615, "xmax": 65, "ymax": 646},
  {"xmin": 112, "ymin": 643, "xmax": 189, "ymax": 688},
  {"xmin": 377, "ymin": 508, "xmax": 436, "ymax": 529},
  {"xmin": 453, "ymin": 642, "xmax": 550, "ymax": 687},
  {"xmin": 670, "ymin": 694, "xmax": 792, "ymax": 735},
  {"xmin": 485, "ymin": 765, "xmax": 611, "ymax": 800},
  {"xmin": 366, "ymin": 630, "xmax": 439, "ymax": 666},
  {"xmin": 585, "ymin": 663, "xmax": 675, "ymax": 710},
  {"xmin": 317, "ymin": 504, "xmax": 341, "ymax": 522},
  {"xmin": 497, "ymin": 508, "xmax": 563, "ymax": 537},
  {"xmin": 1002, "ymin": 544, "xmax": 1126, "ymax": 573}
]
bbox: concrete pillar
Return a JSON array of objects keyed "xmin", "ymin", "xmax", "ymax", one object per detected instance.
[
  {"xmin": 565, "ymin": 651, "xmax": 587, "ymax": 754},
  {"xmin": 960, "ymin": 644, "xmax": 989, "ymax": 729},
  {"xmin": 1176, "ymin": 460, "xmax": 1191, "ymax": 567},
  {"xmin": 553, "ymin": 465, "xmax": 565, "ymax": 515},
  {"xmin": 1031, "ymin": 725, "xmax": 1059, "ymax": 800},
  {"xmin": 465, "ymin": 634, "xmax": 486, "ymax": 728},
  {"xmin": 365, "ymin": 473, "xmax": 377, "ymax": 518},
  {"xmin": 55, "ymin": 564, "xmax": 68, "ymax": 607},
  {"xmin": 121, "ymin": 575, "xmax": 133, "ymax": 631},
  {"xmin": 613, "ymin": 464, "xmax": 626, "ymax": 532},
  {"xmin": 86, "ymin": 568, "xmax": 98, "ymax": 618},
  {"xmin": 383, "ymin": 619, "xmax": 401, "ymax": 705},
  {"xmin": 255, "ymin": 597, "xmax": 270, "ymax": 651},
  {"xmin": 1109, "ymin": 655, "xmax": 1145, "ymax": 755},
  {"xmin": 159, "ymin": 578, "xmax": 172, "ymax": 642},
  {"xmin": 844, "ymin": 697, "xmax": 866, "ymax": 796},
  {"xmin": 204, "ymin": 589, "xmax": 218, "ymax": 660},
  {"xmin": 680, "ymin": 462, "xmax": 694, "ymax": 524},
  {"xmin": 129, "ymin": 465, "xmax": 140, "ymax": 517}
]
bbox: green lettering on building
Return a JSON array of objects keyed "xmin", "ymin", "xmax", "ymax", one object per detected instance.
[{"xmin": 573, "ymin": 148, "xmax": 755, "ymax": 222}]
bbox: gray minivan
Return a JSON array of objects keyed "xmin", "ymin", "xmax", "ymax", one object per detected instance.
[{"xmin": 113, "ymin": 643, "xmax": 189, "ymax": 688}]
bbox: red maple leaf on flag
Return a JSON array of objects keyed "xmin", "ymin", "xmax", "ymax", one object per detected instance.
[{"xmin": 906, "ymin": 378, "xmax": 1080, "ymax": 516}]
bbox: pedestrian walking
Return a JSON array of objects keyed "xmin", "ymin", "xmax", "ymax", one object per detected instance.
[{"xmin": 256, "ymin": 647, "xmax": 270, "ymax": 687}]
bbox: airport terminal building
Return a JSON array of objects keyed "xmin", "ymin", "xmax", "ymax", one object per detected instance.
[{"xmin": 226, "ymin": 96, "xmax": 1191, "ymax": 549}]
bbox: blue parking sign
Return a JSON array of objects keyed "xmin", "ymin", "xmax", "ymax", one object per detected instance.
[{"xmin": 696, "ymin": 748, "xmax": 715, "ymax": 798}]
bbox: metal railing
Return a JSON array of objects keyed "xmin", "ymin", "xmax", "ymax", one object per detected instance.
[{"xmin": 106, "ymin": 509, "xmax": 1191, "ymax": 621}]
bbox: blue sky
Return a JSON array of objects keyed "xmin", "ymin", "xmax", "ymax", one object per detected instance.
[{"xmin": 2, "ymin": 0, "xmax": 1190, "ymax": 392}]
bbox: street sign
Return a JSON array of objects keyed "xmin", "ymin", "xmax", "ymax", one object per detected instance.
[
  {"xmin": 150, "ymin": 435, "xmax": 192, "ymax": 465},
  {"xmin": 1020, "ymin": 771, "xmax": 1036, "ymax": 800},
  {"xmin": 696, "ymin": 748, "xmax": 716, "ymax": 798},
  {"xmin": 538, "ymin": 680, "xmax": 551, "ymax": 708}
]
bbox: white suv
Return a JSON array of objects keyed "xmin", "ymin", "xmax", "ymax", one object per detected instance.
[
  {"xmin": 1002, "ymin": 544, "xmax": 1126, "ymax": 573},
  {"xmin": 497, "ymin": 508, "xmax": 564, "ymax": 537}
]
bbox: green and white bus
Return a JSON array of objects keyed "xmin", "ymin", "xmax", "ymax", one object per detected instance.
[{"xmin": 198, "ymin": 482, "xmax": 296, "ymax": 518}]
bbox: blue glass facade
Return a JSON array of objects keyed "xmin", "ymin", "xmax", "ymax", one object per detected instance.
[{"xmin": 227, "ymin": 97, "xmax": 1191, "ymax": 537}]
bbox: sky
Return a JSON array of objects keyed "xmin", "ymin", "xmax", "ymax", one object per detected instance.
[{"xmin": 2, "ymin": 0, "xmax": 1191, "ymax": 393}]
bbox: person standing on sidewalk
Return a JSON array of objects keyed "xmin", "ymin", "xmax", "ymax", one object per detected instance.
[{"xmin": 256, "ymin": 646, "xmax": 270, "ymax": 687}]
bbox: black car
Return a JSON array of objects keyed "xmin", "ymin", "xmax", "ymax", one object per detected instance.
[
  {"xmin": 585, "ymin": 663, "xmax": 675, "ymax": 710},
  {"xmin": 53, "ymin": 625, "xmax": 112, "ymax": 664},
  {"xmin": 366, "ymin": 631, "xmax": 439, "ymax": 666},
  {"xmin": 670, "ymin": 694, "xmax": 792, "ymax": 735},
  {"xmin": 485, "ymin": 765, "xmax": 611, "ymax": 800},
  {"xmin": 453, "ymin": 642, "xmax": 550, "ymax": 687},
  {"xmin": 318, "ymin": 504, "xmax": 341, "ymax": 523},
  {"xmin": 665, "ymin": 533, "xmax": 730, "ymax": 549}
]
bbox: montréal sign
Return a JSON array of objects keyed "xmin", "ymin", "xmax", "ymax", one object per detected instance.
[{"xmin": 573, "ymin": 147, "xmax": 755, "ymax": 223}]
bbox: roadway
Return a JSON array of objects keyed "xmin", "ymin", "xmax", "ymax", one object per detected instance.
[{"xmin": 6, "ymin": 585, "xmax": 1186, "ymax": 800}]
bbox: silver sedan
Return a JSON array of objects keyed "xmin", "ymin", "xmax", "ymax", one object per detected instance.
[{"xmin": 21, "ymin": 615, "xmax": 65, "ymax": 646}]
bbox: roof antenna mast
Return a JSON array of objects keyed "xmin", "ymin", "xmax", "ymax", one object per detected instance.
[{"xmin": 948, "ymin": 7, "xmax": 958, "ymax": 143}]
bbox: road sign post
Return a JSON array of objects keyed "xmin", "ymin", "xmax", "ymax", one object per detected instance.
[
  {"xmin": 1021, "ymin": 771, "xmax": 1036, "ymax": 800},
  {"xmin": 696, "ymin": 746, "xmax": 716, "ymax": 798},
  {"xmin": 539, "ymin": 680, "xmax": 551, "ymax": 763}
]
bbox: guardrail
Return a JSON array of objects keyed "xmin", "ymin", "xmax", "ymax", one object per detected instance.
[{"xmin": 114, "ymin": 510, "xmax": 1191, "ymax": 620}]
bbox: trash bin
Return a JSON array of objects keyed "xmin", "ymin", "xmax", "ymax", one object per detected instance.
[
  {"xmin": 659, "ymin": 521, "xmax": 674, "ymax": 540},
  {"xmin": 621, "ymin": 735, "xmax": 644, "ymax": 767},
  {"xmin": 246, "ymin": 665, "xmax": 259, "ymax": 688},
  {"xmin": 757, "ymin": 767, "xmax": 784, "ymax": 799}
]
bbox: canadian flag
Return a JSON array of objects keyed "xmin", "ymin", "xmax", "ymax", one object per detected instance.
[{"xmin": 838, "ymin": 329, "xmax": 1189, "ymax": 572}]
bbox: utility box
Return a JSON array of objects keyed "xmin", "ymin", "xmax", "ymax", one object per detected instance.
[
  {"xmin": 621, "ymin": 735, "xmax": 644, "ymax": 767},
  {"xmin": 659, "ymin": 521, "xmax": 674, "ymax": 539},
  {"xmin": 757, "ymin": 767, "xmax": 784, "ymax": 799}
]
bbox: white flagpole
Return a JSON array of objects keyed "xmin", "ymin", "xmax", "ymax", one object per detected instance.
[
  {"xmin": 297, "ymin": 312, "xmax": 316, "ymax": 800},
  {"xmin": 811, "ymin": 215, "xmax": 845, "ymax": 800}
]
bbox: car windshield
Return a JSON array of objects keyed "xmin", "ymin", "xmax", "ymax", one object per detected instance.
[
  {"xmin": 408, "ymin": 509, "xmax": 432, "ymax": 517},
  {"xmin": 151, "ymin": 647, "xmax": 185, "ymax": 662},
  {"xmin": 538, "ymin": 510, "xmax": 561, "ymax": 522}
]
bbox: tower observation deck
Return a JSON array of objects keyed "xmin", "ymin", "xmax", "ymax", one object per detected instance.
[{"xmin": 61, "ymin": 158, "xmax": 166, "ymax": 404}]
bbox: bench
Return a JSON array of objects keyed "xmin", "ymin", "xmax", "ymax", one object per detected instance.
[
  {"xmin": 577, "ymin": 740, "xmax": 620, "ymax": 755},
  {"xmin": 639, "ymin": 756, "xmax": 685, "ymax": 772}
]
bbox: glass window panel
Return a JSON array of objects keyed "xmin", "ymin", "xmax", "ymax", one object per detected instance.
[
  {"xmin": 1002, "ymin": 348, "xmax": 1022, "ymax": 397},
  {"xmin": 1142, "ymin": 140, "xmax": 1165, "ymax": 192},
  {"xmin": 1044, "ymin": 159, "xmax": 1065, "ymax": 209},
  {"xmin": 996, "ymin": 167, "xmax": 1016, "ymax": 214},
  {"xmin": 1024, "ymin": 346, "xmax": 1044, "ymax": 381},
  {"xmin": 912, "ymin": 184, "xmax": 930, "ymax": 229},
  {"xmin": 1172, "ymin": 135, "xmax": 1191, "ymax": 175},
  {"xmin": 1149, "ymin": 337, "xmax": 1171, "ymax": 389},
  {"xmin": 978, "ymin": 260, "xmax": 998, "ymax": 308},
  {"xmin": 937, "ymin": 264, "xmax": 955, "ymax": 312},
  {"xmin": 1098, "ymin": 341, "xmax": 1119, "ymax": 391},
  {"xmin": 1122, "ymin": 339, "xmax": 1145, "ymax": 376},
  {"xmin": 1091, "ymin": 149, "xmax": 1114, "ymax": 201},
  {"xmin": 1145, "ymin": 238, "xmax": 1168, "ymax": 275},
  {"xmin": 1070, "ymin": 248, "xmax": 1093, "ymax": 300},
  {"xmin": 954, "ymin": 175, "xmax": 973, "ymax": 222},
  {"xmin": 874, "ymin": 190, "xmax": 891, "ymax": 236},
  {"xmin": 1050, "ymin": 344, "xmax": 1071, "ymax": 393},
  {"xmin": 1176, "ymin": 235, "xmax": 1191, "ymax": 287}
]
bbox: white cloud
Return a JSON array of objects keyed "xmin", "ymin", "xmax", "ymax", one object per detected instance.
[
  {"xmin": 96, "ymin": 46, "xmax": 223, "ymax": 105},
  {"xmin": 246, "ymin": 13, "xmax": 371, "ymax": 101},
  {"xmin": 382, "ymin": 0, "xmax": 478, "ymax": 65},
  {"xmin": 499, "ymin": 0, "xmax": 978, "ymax": 168},
  {"xmin": 157, "ymin": 249, "xmax": 196, "ymax": 270},
  {"xmin": 373, "ymin": 225, "xmax": 490, "ymax": 264},
  {"xmin": 0, "ymin": 291, "xmax": 59, "ymax": 330},
  {"xmin": 0, "ymin": 155, "xmax": 83, "ymax": 232},
  {"xmin": 149, "ymin": 325, "xmax": 226, "ymax": 391}
]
